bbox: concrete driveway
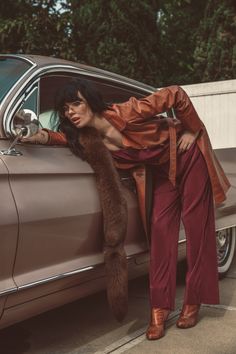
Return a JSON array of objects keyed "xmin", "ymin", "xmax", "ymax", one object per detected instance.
[{"xmin": 1, "ymin": 255, "xmax": 236, "ymax": 354}]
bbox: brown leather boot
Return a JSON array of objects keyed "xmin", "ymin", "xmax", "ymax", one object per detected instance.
[
  {"xmin": 146, "ymin": 308, "xmax": 170, "ymax": 340},
  {"xmin": 176, "ymin": 304, "xmax": 200, "ymax": 329}
]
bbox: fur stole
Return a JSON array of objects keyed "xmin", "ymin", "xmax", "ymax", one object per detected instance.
[{"xmin": 79, "ymin": 127, "xmax": 128, "ymax": 321}]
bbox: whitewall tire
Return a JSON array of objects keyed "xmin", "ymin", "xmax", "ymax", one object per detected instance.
[{"xmin": 217, "ymin": 227, "xmax": 236, "ymax": 278}]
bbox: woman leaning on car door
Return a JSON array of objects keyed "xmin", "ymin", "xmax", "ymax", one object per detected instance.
[{"xmin": 23, "ymin": 79, "xmax": 230, "ymax": 340}]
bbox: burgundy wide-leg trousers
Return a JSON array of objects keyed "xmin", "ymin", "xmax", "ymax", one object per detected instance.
[{"xmin": 150, "ymin": 143, "xmax": 219, "ymax": 310}]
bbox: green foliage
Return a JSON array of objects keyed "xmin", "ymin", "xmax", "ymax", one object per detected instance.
[
  {"xmin": 69, "ymin": 0, "xmax": 161, "ymax": 85},
  {"xmin": 0, "ymin": 0, "xmax": 235, "ymax": 86},
  {"xmin": 193, "ymin": 0, "xmax": 236, "ymax": 82},
  {"xmin": 0, "ymin": 0, "xmax": 75, "ymax": 59},
  {"xmin": 157, "ymin": 0, "xmax": 206, "ymax": 85}
]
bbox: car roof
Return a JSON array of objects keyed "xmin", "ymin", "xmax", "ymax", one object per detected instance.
[{"xmin": 2, "ymin": 54, "xmax": 156, "ymax": 92}]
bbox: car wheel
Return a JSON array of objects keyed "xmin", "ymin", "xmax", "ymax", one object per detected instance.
[{"xmin": 217, "ymin": 227, "xmax": 236, "ymax": 278}]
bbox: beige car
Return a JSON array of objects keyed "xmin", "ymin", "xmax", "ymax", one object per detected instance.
[{"xmin": 0, "ymin": 54, "xmax": 235, "ymax": 329}]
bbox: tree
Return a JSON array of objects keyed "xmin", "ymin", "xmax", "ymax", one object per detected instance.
[
  {"xmin": 69, "ymin": 0, "xmax": 161, "ymax": 86},
  {"xmin": 193, "ymin": 0, "xmax": 236, "ymax": 82},
  {"xmin": 157, "ymin": 0, "xmax": 206, "ymax": 85},
  {"xmin": 1, "ymin": 0, "xmax": 235, "ymax": 86},
  {"xmin": 0, "ymin": 0, "xmax": 74, "ymax": 59}
]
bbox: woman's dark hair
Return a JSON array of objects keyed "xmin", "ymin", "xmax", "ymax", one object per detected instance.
[{"xmin": 54, "ymin": 78, "xmax": 108, "ymax": 159}]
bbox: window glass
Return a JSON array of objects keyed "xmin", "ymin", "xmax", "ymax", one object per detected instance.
[
  {"xmin": 22, "ymin": 87, "xmax": 38, "ymax": 114},
  {"xmin": 90, "ymin": 79, "xmax": 146, "ymax": 102},
  {"xmin": 0, "ymin": 57, "xmax": 32, "ymax": 103},
  {"xmin": 39, "ymin": 76, "xmax": 72, "ymax": 131},
  {"xmin": 38, "ymin": 73, "xmax": 150, "ymax": 131}
]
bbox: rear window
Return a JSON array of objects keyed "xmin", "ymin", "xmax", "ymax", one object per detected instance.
[{"xmin": 0, "ymin": 56, "xmax": 32, "ymax": 103}]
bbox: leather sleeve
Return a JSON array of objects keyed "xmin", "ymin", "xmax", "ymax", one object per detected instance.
[
  {"xmin": 113, "ymin": 85, "xmax": 204, "ymax": 134},
  {"xmin": 42, "ymin": 129, "xmax": 68, "ymax": 145}
]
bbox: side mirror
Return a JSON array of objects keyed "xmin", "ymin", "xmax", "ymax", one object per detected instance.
[
  {"xmin": 12, "ymin": 109, "xmax": 39, "ymax": 138},
  {"xmin": 0, "ymin": 109, "xmax": 39, "ymax": 156}
]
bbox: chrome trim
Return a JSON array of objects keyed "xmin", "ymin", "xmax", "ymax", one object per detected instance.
[
  {"xmin": 2, "ymin": 226, "xmax": 234, "ymax": 296},
  {"xmin": 24, "ymin": 79, "xmax": 39, "ymax": 98},
  {"xmin": 0, "ymin": 252, "xmax": 148, "ymax": 295},
  {"xmin": 5, "ymin": 81, "xmax": 40, "ymax": 137},
  {"xmin": 126, "ymin": 250, "xmax": 149, "ymax": 260},
  {"xmin": 2, "ymin": 223, "xmax": 233, "ymax": 297},
  {"xmin": 18, "ymin": 265, "xmax": 95, "ymax": 291},
  {"xmin": 0, "ymin": 54, "xmax": 36, "ymax": 66},
  {"xmin": 0, "ymin": 287, "xmax": 18, "ymax": 296},
  {"xmin": 0, "ymin": 148, "xmax": 23, "ymax": 156},
  {"xmin": 0, "ymin": 55, "xmax": 37, "ymax": 113},
  {"xmin": 9, "ymin": 85, "xmax": 39, "ymax": 136},
  {"xmin": 36, "ymin": 65, "xmax": 154, "ymax": 92},
  {"xmin": 165, "ymin": 226, "xmax": 236, "ymax": 249},
  {"xmin": 3, "ymin": 64, "xmax": 153, "ymax": 137},
  {"xmin": 171, "ymin": 226, "xmax": 236, "ymax": 246},
  {"xmin": 0, "ymin": 265, "xmax": 95, "ymax": 297},
  {"xmin": 216, "ymin": 225, "xmax": 236, "ymax": 232},
  {"xmin": 178, "ymin": 239, "xmax": 186, "ymax": 244},
  {"xmin": 4, "ymin": 95, "xmax": 25, "ymax": 137}
]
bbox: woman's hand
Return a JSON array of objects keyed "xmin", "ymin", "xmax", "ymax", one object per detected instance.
[
  {"xmin": 20, "ymin": 129, "xmax": 49, "ymax": 144},
  {"xmin": 177, "ymin": 130, "xmax": 199, "ymax": 153}
]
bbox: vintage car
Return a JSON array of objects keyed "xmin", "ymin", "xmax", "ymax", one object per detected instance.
[{"xmin": 0, "ymin": 54, "xmax": 235, "ymax": 329}]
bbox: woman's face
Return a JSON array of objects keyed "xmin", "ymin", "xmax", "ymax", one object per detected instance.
[{"xmin": 63, "ymin": 91, "xmax": 95, "ymax": 128}]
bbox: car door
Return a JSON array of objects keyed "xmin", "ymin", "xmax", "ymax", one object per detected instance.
[
  {"xmin": 1, "ymin": 71, "xmax": 148, "ymax": 296},
  {"xmin": 0, "ymin": 155, "xmax": 19, "ymax": 316}
]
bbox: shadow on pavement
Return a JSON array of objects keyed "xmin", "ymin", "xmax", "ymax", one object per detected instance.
[{"xmin": 0, "ymin": 326, "xmax": 31, "ymax": 354}]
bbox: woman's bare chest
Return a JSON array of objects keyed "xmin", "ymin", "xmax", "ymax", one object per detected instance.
[{"xmin": 102, "ymin": 125, "xmax": 125, "ymax": 151}]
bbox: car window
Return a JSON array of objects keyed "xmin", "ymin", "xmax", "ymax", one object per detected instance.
[
  {"xmin": 0, "ymin": 56, "xmax": 32, "ymax": 103},
  {"xmin": 91, "ymin": 79, "xmax": 146, "ymax": 103},
  {"xmin": 39, "ymin": 76, "xmax": 74, "ymax": 131},
  {"xmin": 21, "ymin": 86, "xmax": 38, "ymax": 115},
  {"xmin": 20, "ymin": 84, "xmax": 52, "ymax": 130},
  {"xmin": 38, "ymin": 73, "xmax": 148, "ymax": 132}
]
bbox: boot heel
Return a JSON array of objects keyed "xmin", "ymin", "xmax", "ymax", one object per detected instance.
[
  {"xmin": 146, "ymin": 308, "xmax": 170, "ymax": 340},
  {"xmin": 176, "ymin": 304, "xmax": 200, "ymax": 329}
]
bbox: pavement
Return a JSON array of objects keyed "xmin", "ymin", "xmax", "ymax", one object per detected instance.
[
  {"xmin": 106, "ymin": 281, "xmax": 236, "ymax": 354},
  {"xmin": 88, "ymin": 258, "xmax": 236, "ymax": 354},
  {"xmin": 1, "ymin": 257, "xmax": 236, "ymax": 354}
]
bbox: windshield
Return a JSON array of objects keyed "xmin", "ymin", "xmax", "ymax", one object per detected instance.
[{"xmin": 0, "ymin": 56, "xmax": 32, "ymax": 103}]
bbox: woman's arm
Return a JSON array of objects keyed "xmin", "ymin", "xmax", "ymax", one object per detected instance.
[
  {"xmin": 114, "ymin": 85, "xmax": 204, "ymax": 134},
  {"xmin": 21, "ymin": 129, "xmax": 68, "ymax": 145}
]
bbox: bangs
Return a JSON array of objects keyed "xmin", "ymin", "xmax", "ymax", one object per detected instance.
[
  {"xmin": 55, "ymin": 84, "xmax": 79, "ymax": 114},
  {"xmin": 55, "ymin": 78, "xmax": 108, "ymax": 119}
]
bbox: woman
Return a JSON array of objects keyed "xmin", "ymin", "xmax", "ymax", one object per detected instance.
[{"xmin": 24, "ymin": 79, "xmax": 230, "ymax": 340}]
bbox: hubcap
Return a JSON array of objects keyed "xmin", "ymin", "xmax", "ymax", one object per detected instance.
[{"xmin": 217, "ymin": 229, "xmax": 231, "ymax": 266}]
